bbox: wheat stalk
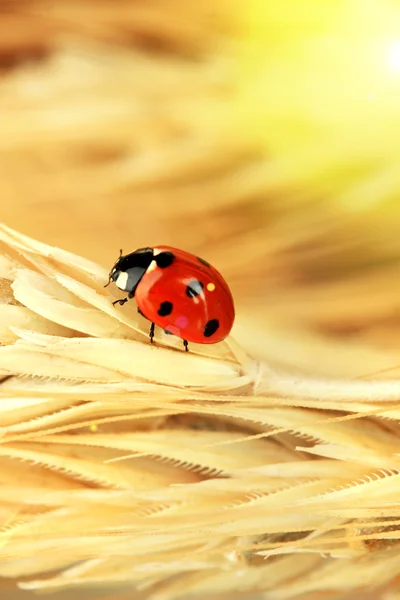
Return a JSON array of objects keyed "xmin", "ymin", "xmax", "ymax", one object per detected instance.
[{"xmin": 0, "ymin": 224, "xmax": 400, "ymax": 599}]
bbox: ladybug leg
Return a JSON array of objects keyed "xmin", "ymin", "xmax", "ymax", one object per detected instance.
[
  {"xmin": 183, "ymin": 340, "xmax": 189, "ymax": 352},
  {"xmin": 149, "ymin": 322, "xmax": 155, "ymax": 344},
  {"xmin": 112, "ymin": 297, "xmax": 128, "ymax": 307},
  {"xmin": 137, "ymin": 307, "xmax": 144, "ymax": 316}
]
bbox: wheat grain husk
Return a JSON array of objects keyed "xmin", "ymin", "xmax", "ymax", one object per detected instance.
[{"xmin": 1, "ymin": 226, "xmax": 400, "ymax": 600}]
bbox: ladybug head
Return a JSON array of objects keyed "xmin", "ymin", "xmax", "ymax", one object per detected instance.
[{"xmin": 106, "ymin": 247, "xmax": 154, "ymax": 294}]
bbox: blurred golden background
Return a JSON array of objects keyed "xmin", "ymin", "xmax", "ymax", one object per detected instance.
[
  {"xmin": 2, "ymin": 0, "xmax": 400, "ymax": 382},
  {"xmin": 2, "ymin": 0, "xmax": 400, "ymax": 380},
  {"xmin": 2, "ymin": 5, "xmax": 400, "ymax": 369}
]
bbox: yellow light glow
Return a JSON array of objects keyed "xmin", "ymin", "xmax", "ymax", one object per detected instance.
[
  {"xmin": 232, "ymin": 0, "xmax": 400, "ymax": 193},
  {"xmin": 387, "ymin": 41, "xmax": 400, "ymax": 72}
]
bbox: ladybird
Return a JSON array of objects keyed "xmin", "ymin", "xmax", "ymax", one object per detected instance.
[{"xmin": 106, "ymin": 246, "xmax": 235, "ymax": 351}]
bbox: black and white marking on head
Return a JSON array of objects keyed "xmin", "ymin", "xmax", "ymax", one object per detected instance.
[
  {"xmin": 154, "ymin": 251, "xmax": 175, "ymax": 268},
  {"xmin": 110, "ymin": 247, "xmax": 154, "ymax": 294},
  {"xmin": 158, "ymin": 301, "xmax": 173, "ymax": 316},
  {"xmin": 186, "ymin": 279, "xmax": 204, "ymax": 298},
  {"xmin": 114, "ymin": 271, "xmax": 129, "ymax": 291},
  {"xmin": 203, "ymin": 319, "xmax": 220, "ymax": 338},
  {"xmin": 197, "ymin": 256, "xmax": 210, "ymax": 267}
]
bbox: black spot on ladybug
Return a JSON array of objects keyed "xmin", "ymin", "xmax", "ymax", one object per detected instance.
[
  {"xmin": 164, "ymin": 328, "xmax": 173, "ymax": 335},
  {"xmin": 203, "ymin": 319, "xmax": 220, "ymax": 338},
  {"xmin": 155, "ymin": 251, "xmax": 175, "ymax": 268},
  {"xmin": 197, "ymin": 256, "xmax": 210, "ymax": 267},
  {"xmin": 158, "ymin": 301, "xmax": 173, "ymax": 316},
  {"xmin": 186, "ymin": 280, "xmax": 204, "ymax": 298}
]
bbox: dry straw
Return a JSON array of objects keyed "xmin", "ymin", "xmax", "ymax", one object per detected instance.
[{"xmin": 1, "ymin": 223, "xmax": 400, "ymax": 600}]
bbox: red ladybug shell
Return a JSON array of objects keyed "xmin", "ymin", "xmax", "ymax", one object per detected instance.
[{"xmin": 135, "ymin": 246, "xmax": 234, "ymax": 344}]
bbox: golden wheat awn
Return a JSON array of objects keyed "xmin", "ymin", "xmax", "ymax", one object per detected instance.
[{"xmin": 1, "ymin": 224, "xmax": 400, "ymax": 600}]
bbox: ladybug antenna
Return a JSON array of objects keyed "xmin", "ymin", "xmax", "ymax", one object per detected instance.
[{"xmin": 104, "ymin": 249, "xmax": 124, "ymax": 288}]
